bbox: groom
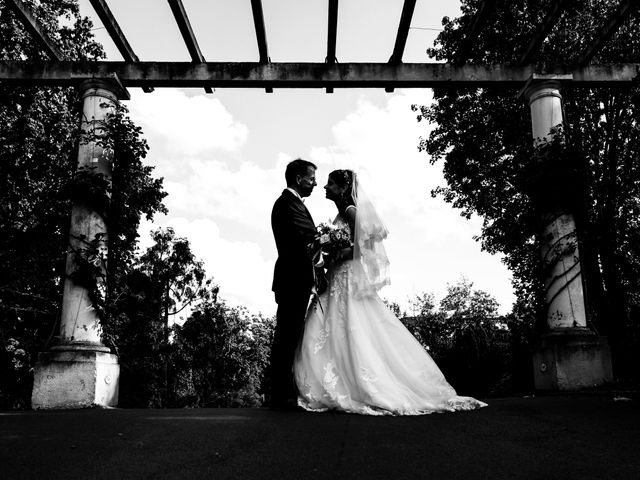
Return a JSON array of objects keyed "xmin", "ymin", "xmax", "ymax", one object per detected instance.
[{"xmin": 269, "ymin": 158, "xmax": 321, "ymax": 410}]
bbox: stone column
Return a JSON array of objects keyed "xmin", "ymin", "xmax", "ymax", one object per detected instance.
[
  {"xmin": 525, "ymin": 80, "xmax": 613, "ymax": 390},
  {"xmin": 31, "ymin": 78, "xmax": 126, "ymax": 409}
]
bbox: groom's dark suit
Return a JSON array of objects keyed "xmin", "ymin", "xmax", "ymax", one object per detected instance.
[{"xmin": 270, "ymin": 189, "xmax": 318, "ymax": 406}]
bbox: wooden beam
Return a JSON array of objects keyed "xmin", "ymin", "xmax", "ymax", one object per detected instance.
[
  {"xmin": 455, "ymin": 0, "xmax": 496, "ymax": 65},
  {"xmin": 326, "ymin": 0, "xmax": 339, "ymax": 93},
  {"xmin": 386, "ymin": 0, "xmax": 417, "ymax": 92},
  {"xmin": 250, "ymin": 0, "xmax": 269, "ymax": 63},
  {"xmin": 167, "ymin": 0, "xmax": 205, "ymax": 61},
  {"xmin": 519, "ymin": 0, "xmax": 570, "ymax": 64},
  {"xmin": 578, "ymin": 0, "xmax": 639, "ymax": 66},
  {"xmin": 326, "ymin": 0, "xmax": 339, "ymax": 63},
  {"xmin": 166, "ymin": 0, "xmax": 212, "ymax": 94},
  {"xmin": 6, "ymin": 0, "xmax": 63, "ymax": 60},
  {"xmin": 88, "ymin": 0, "xmax": 153, "ymax": 92},
  {"xmin": 250, "ymin": 0, "xmax": 271, "ymax": 92},
  {"xmin": 1, "ymin": 61, "xmax": 638, "ymax": 89},
  {"xmin": 88, "ymin": 0, "xmax": 138, "ymax": 62},
  {"xmin": 389, "ymin": 0, "xmax": 417, "ymax": 64}
]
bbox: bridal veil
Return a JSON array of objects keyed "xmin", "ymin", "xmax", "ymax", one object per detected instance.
[{"xmin": 350, "ymin": 173, "xmax": 391, "ymax": 296}]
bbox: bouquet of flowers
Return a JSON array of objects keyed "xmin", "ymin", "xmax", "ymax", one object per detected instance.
[{"xmin": 316, "ymin": 222, "xmax": 352, "ymax": 258}]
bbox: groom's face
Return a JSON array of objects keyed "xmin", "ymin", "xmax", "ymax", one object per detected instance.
[{"xmin": 297, "ymin": 167, "xmax": 317, "ymax": 198}]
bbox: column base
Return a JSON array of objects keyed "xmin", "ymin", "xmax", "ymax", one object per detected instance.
[
  {"xmin": 533, "ymin": 328, "xmax": 613, "ymax": 391},
  {"xmin": 31, "ymin": 344, "xmax": 119, "ymax": 409}
]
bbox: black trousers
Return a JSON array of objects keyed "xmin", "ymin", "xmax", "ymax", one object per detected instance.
[{"xmin": 269, "ymin": 290, "xmax": 311, "ymax": 403}]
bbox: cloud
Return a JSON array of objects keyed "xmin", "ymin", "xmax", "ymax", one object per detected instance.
[
  {"xmin": 128, "ymin": 89, "xmax": 285, "ymax": 234},
  {"xmin": 128, "ymin": 89, "xmax": 248, "ymax": 156},
  {"xmin": 160, "ymin": 158, "xmax": 282, "ymax": 228}
]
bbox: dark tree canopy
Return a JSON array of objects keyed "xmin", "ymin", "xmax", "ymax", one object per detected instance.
[
  {"xmin": 0, "ymin": 0, "xmax": 167, "ymax": 408},
  {"xmin": 401, "ymin": 278, "xmax": 518, "ymax": 397},
  {"xmin": 0, "ymin": 0, "xmax": 271, "ymax": 409},
  {"xmin": 415, "ymin": 0, "xmax": 640, "ymax": 377}
]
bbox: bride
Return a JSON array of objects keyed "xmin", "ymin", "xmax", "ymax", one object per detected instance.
[{"xmin": 294, "ymin": 169, "xmax": 487, "ymax": 415}]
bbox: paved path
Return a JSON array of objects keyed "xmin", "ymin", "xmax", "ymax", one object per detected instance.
[{"xmin": 1, "ymin": 395, "xmax": 639, "ymax": 479}]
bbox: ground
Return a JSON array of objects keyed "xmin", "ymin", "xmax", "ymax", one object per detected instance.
[{"xmin": 1, "ymin": 394, "xmax": 639, "ymax": 479}]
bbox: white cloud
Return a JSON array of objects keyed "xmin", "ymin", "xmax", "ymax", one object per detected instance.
[
  {"xmin": 128, "ymin": 90, "xmax": 285, "ymax": 236},
  {"xmin": 161, "ymin": 158, "xmax": 281, "ymax": 227},
  {"xmin": 128, "ymin": 89, "xmax": 248, "ymax": 156}
]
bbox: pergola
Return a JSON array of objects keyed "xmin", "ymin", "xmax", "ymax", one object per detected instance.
[
  {"xmin": 2, "ymin": 0, "xmax": 639, "ymax": 93},
  {"xmin": 3, "ymin": 0, "xmax": 639, "ymax": 409}
]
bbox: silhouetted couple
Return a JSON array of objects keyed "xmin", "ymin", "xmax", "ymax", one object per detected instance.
[{"xmin": 269, "ymin": 158, "xmax": 486, "ymax": 415}]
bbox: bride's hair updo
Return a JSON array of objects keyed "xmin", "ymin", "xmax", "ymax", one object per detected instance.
[{"xmin": 329, "ymin": 169, "xmax": 355, "ymax": 209}]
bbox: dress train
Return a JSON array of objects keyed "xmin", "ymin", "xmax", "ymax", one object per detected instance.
[{"xmin": 294, "ymin": 258, "xmax": 487, "ymax": 416}]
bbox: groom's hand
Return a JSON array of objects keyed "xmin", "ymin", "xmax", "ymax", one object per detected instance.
[
  {"xmin": 314, "ymin": 267, "xmax": 328, "ymax": 295},
  {"xmin": 307, "ymin": 239, "xmax": 323, "ymax": 265}
]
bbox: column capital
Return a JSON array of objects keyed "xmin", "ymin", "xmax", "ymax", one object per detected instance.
[
  {"xmin": 524, "ymin": 80, "xmax": 562, "ymax": 106},
  {"xmin": 78, "ymin": 74, "xmax": 130, "ymax": 101}
]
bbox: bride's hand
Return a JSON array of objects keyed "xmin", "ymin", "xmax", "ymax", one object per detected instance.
[{"xmin": 335, "ymin": 246, "xmax": 353, "ymax": 262}]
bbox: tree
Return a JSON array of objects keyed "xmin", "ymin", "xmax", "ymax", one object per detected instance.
[
  {"xmin": 136, "ymin": 228, "xmax": 214, "ymax": 334},
  {"xmin": 440, "ymin": 276, "xmax": 499, "ymax": 320},
  {"xmin": 402, "ymin": 278, "xmax": 516, "ymax": 397},
  {"xmin": 110, "ymin": 228, "xmax": 214, "ymax": 408},
  {"xmin": 408, "ymin": 292, "xmax": 437, "ymax": 317},
  {"xmin": 0, "ymin": 0, "xmax": 104, "ymax": 408},
  {"xmin": 382, "ymin": 298, "xmax": 404, "ymax": 317},
  {"xmin": 0, "ymin": 0, "xmax": 167, "ymax": 408},
  {"xmin": 402, "ymin": 291, "xmax": 449, "ymax": 359},
  {"xmin": 173, "ymin": 302, "xmax": 274, "ymax": 408},
  {"xmin": 414, "ymin": 0, "xmax": 640, "ymax": 377}
]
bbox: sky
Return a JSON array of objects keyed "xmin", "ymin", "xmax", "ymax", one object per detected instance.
[{"xmin": 77, "ymin": 0, "xmax": 516, "ymax": 320}]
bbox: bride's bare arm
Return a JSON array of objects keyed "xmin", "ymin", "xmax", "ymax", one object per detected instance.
[
  {"xmin": 344, "ymin": 205, "xmax": 356, "ymax": 233},
  {"xmin": 335, "ymin": 205, "xmax": 356, "ymax": 261}
]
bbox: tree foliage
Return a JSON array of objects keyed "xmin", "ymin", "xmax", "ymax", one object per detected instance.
[
  {"xmin": 0, "ymin": 0, "xmax": 274, "ymax": 409},
  {"xmin": 111, "ymin": 228, "xmax": 273, "ymax": 408},
  {"xmin": 414, "ymin": 0, "xmax": 640, "ymax": 378},
  {"xmin": 110, "ymin": 228, "xmax": 215, "ymax": 407},
  {"xmin": 173, "ymin": 303, "xmax": 273, "ymax": 408},
  {"xmin": 0, "ymin": 0, "xmax": 167, "ymax": 408},
  {"xmin": 0, "ymin": 0, "xmax": 105, "ymax": 408},
  {"xmin": 402, "ymin": 278, "xmax": 528, "ymax": 396}
]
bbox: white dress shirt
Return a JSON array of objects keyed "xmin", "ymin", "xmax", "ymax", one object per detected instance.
[{"xmin": 287, "ymin": 187, "xmax": 304, "ymax": 202}]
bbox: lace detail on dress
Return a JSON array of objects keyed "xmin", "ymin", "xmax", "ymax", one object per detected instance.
[
  {"xmin": 360, "ymin": 367, "xmax": 379, "ymax": 394},
  {"xmin": 321, "ymin": 361, "xmax": 349, "ymax": 405},
  {"xmin": 328, "ymin": 261, "xmax": 350, "ymax": 329},
  {"xmin": 329, "ymin": 266, "xmax": 347, "ymax": 298},
  {"xmin": 313, "ymin": 326, "xmax": 329, "ymax": 354},
  {"xmin": 322, "ymin": 361, "xmax": 339, "ymax": 395}
]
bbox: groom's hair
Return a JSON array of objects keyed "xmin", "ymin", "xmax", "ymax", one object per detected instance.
[{"xmin": 285, "ymin": 158, "xmax": 317, "ymax": 186}]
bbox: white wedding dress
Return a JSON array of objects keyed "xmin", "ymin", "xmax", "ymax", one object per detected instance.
[{"xmin": 294, "ymin": 214, "xmax": 487, "ymax": 416}]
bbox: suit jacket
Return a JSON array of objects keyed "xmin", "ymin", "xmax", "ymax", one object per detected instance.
[{"xmin": 271, "ymin": 189, "xmax": 317, "ymax": 297}]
